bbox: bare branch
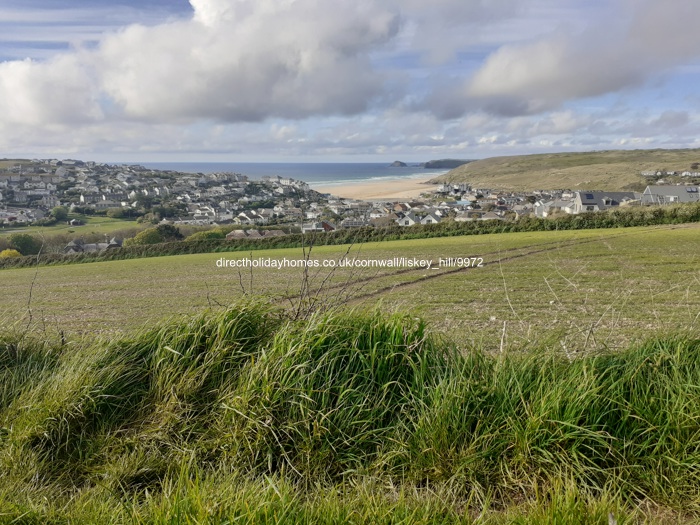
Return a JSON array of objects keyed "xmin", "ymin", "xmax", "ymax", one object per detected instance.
[{"xmin": 24, "ymin": 233, "xmax": 45, "ymax": 331}]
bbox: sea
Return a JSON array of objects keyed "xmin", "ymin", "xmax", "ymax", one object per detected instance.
[{"xmin": 137, "ymin": 162, "xmax": 449, "ymax": 190}]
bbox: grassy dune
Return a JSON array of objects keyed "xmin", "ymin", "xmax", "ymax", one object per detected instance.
[
  {"xmin": 0, "ymin": 159, "xmax": 31, "ymax": 169},
  {"xmin": 431, "ymin": 148, "xmax": 700, "ymax": 190},
  {"xmin": 1, "ymin": 304, "xmax": 699, "ymax": 522}
]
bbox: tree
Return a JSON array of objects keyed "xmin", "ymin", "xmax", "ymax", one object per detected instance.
[
  {"xmin": 123, "ymin": 228, "xmax": 163, "ymax": 246},
  {"xmin": 123, "ymin": 224, "xmax": 183, "ymax": 246},
  {"xmin": 50, "ymin": 206, "xmax": 69, "ymax": 221},
  {"xmin": 152, "ymin": 204, "xmax": 185, "ymax": 218},
  {"xmin": 0, "ymin": 249, "xmax": 22, "ymax": 258},
  {"xmin": 9, "ymin": 233, "xmax": 42, "ymax": 255},
  {"xmin": 134, "ymin": 194, "xmax": 154, "ymax": 210},
  {"xmin": 155, "ymin": 224, "xmax": 183, "ymax": 241}
]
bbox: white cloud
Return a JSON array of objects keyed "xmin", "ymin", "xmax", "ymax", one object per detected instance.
[
  {"xmin": 0, "ymin": 53, "xmax": 102, "ymax": 126},
  {"xmin": 3, "ymin": 0, "xmax": 700, "ymax": 159},
  {"xmin": 190, "ymin": 0, "xmax": 235, "ymax": 26},
  {"xmin": 1, "ymin": 0, "xmax": 401, "ymax": 126},
  {"xmin": 465, "ymin": 0, "xmax": 700, "ymax": 116}
]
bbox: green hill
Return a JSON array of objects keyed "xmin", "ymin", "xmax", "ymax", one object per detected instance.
[{"xmin": 430, "ymin": 148, "xmax": 700, "ymax": 191}]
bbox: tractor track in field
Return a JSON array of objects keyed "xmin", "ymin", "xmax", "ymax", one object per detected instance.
[
  {"xmin": 276, "ymin": 231, "xmax": 589, "ymax": 303},
  {"xmin": 290, "ymin": 223, "xmax": 696, "ymax": 306}
]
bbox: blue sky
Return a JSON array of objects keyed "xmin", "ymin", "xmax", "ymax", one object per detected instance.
[{"xmin": 1, "ymin": 0, "xmax": 700, "ymax": 162}]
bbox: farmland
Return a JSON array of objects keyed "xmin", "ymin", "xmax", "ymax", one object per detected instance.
[
  {"xmin": 2, "ymin": 223, "xmax": 700, "ymax": 523},
  {"xmin": 2, "ymin": 223, "xmax": 698, "ymax": 352}
]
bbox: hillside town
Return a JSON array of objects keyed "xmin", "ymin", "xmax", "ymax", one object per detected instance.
[{"xmin": 1, "ymin": 159, "xmax": 698, "ymax": 239}]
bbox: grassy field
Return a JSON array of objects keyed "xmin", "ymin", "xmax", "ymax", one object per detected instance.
[
  {"xmin": 2, "ymin": 223, "xmax": 698, "ymax": 353},
  {"xmin": 1, "ymin": 225, "xmax": 700, "ymax": 522},
  {"xmin": 431, "ymin": 148, "xmax": 700, "ymax": 191},
  {"xmin": 0, "ymin": 215, "xmax": 142, "ymax": 240}
]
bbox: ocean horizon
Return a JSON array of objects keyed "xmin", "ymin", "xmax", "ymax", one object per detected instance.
[{"xmin": 136, "ymin": 162, "xmax": 449, "ymax": 187}]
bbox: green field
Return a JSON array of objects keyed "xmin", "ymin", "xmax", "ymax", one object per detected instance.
[
  {"xmin": 0, "ymin": 216, "xmax": 142, "ymax": 239},
  {"xmin": 2, "ymin": 224, "xmax": 700, "ymax": 523},
  {"xmin": 2, "ymin": 224, "xmax": 698, "ymax": 352}
]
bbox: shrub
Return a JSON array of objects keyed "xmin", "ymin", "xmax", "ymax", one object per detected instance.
[
  {"xmin": 0, "ymin": 249, "xmax": 22, "ymax": 258},
  {"xmin": 106, "ymin": 208, "xmax": 126, "ymax": 219},
  {"xmin": 32, "ymin": 217, "xmax": 58, "ymax": 227},
  {"xmin": 123, "ymin": 224, "xmax": 184, "ymax": 247},
  {"xmin": 50, "ymin": 206, "xmax": 69, "ymax": 221},
  {"xmin": 8, "ymin": 233, "xmax": 42, "ymax": 255},
  {"xmin": 156, "ymin": 224, "xmax": 184, "ymax": 241},
  {"xmin": 123, "ymin": 227, "xmax": 163, "ymax": 247}
]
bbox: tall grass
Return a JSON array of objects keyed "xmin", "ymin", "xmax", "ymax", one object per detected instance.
[{"xmin": 1, "ymin": 302, "xmax": 699, "ymax": 522}]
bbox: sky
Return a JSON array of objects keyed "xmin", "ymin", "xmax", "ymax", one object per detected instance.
[{"xmin": 2, "ymin": 0, "xmax": 700, "ymax": 163}]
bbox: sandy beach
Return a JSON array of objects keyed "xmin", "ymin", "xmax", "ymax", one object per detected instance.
[{"xmin": 312, "ymin": 174, "xmax": 438, "ymax": 201}]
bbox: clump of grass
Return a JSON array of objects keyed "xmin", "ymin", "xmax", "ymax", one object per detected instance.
[
  {"xmin": 1, "ymin": 303, "xmax": 699, "ymax": 522},
  {"xmin": 212, "ymin": 309, "xmax": 450, "ymax": 480},
  {"xmin": 401, "ymin": 337, "xmax": 700, "ymax": 505},
  {"xmin": 0, "ymin": 331, "xmax": 63, "ymax": 412},
  {"xmin": 1, "ymin": 301, "xmax": 280, "ymax": 489}
]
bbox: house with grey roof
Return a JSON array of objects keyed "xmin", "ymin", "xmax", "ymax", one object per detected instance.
[
  {"xmin": 396, "ymin": 211, "xmax": 419, "ymax": 227},
  {"xmin": 420, "ymin": 212, "xmax": 441, "ymax": 225},
  {"xmin": 64, "ymin": 238, "xmax": 121, "ymax": 255},
  {"xmin": 571, "ymin": 191, "xmax": 637, "ymax": 214},
  {"xmin": 641, "ymin": 185, "xmax": 700, "ymax": 205}
]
